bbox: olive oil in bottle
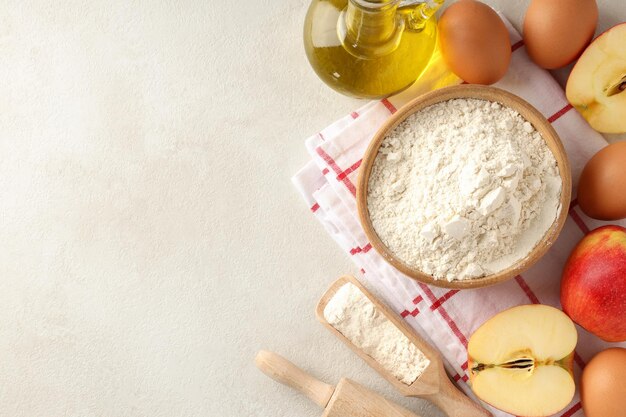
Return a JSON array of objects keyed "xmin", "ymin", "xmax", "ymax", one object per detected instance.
[{"xmin": 303, "ymin": 0, "xmax": 443, "ymax": 99}]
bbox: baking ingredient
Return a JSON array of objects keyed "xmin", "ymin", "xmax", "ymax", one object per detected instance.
[
  {"xmin": 303, "ymin": 0, "xmax": 440, "ymax": 98},
  {"xmin": 577, "ymin": 142, "xmax": 626, "ymax": 220},
  {"xmin": 438, "ymin": 0, "xmax": 510, "ymax": 84},
  {"xmin": 566, "ymin": 23, "xmax": 626, "ymax": 133},
  {"xmin": 561, "ymin": 225, "xmax": 626, "ymax": 342},
  {"xmin": 580, "ymin": 348, "xmax": 626, "ymax": 417},
  {"xmin": 323, "ymin": 282, "xmax": 430, "ymax": 384},
  {"xmin": 468, "ymin": 305, "xmax": 577, "ymax": 417},
  {"xmin": 367, "ymin": 98, "xmax": 562, "ymax": 281},
  {"xmin": 523, "ymin": 0, "xmax": 598, "ymax": 69}
]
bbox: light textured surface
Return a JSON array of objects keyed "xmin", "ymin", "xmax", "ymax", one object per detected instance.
[{"xmin": 0, "ymin": 1, "xmax": 622, "ymax": 417}]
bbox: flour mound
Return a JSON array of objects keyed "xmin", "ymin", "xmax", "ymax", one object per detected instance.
[
  {"xmin": 324, "ymin": 283, "xmax": 430, "ymax": 384},
  {"xmin": 367, "ymin": 99, "xmax": 562, "ymax": 281}
]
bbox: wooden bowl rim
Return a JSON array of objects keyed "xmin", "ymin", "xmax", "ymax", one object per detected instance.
[{"xmin": 356, "ymin": 85, "xmax": 572, "ymax": 289}]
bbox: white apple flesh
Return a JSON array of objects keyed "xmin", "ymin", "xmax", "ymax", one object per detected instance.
[
  {"xmin": 566, "ymin": 23, "xmax": 626, "ymax": 133},
  {"xmin": 468, "ymin": 305, "xmax": 577, "ymax": 417}
]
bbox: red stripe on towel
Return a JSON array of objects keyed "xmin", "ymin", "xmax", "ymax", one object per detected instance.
[
  {"xmin": 515, "ymin": 275, "xmax": 541, "ymax": 304},
  {"xmin": 419, "ymin": 283, "xmax": 469, "ymax": 348},
  {"xmin": 511, "ymin": 40, "xmax": 524, "ymax": 51},
  {"xmin": 381, "ymin": 98, "xmax": 397, "ymax": 114},
  {"xmin": 569, "ymin": 206, "xmax": 590, "ymax": 234},
  {"xmin": 336, "ymin": 159, "xmax": 362, "ymax": 181},
  {"xmin": 548, "ymin": 104, "xmax": 573, "ymax": 123},
  {"xmin": 316, "ymin": 147, "xmax": 357, "ymax": 196},
  {"xmin": 430, "ymin": 290, "xmax": 460, "ymax": 311},
  {"xmin": 560, "ymin": 402, "xmax": 582, "ymax": 417},
  {"xmin": 349, "ymin": 243, "xmax": 372, "ymax": 255}
]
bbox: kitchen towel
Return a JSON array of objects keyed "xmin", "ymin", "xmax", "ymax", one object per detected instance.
[{"xmin": 292, "ymin": 16, "xmax": 626, "ymax": 417}]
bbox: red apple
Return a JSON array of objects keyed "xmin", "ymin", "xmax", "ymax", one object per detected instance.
[
  {"xmin": 468, "ymin": 305, "xmax": 577, "ymax": 417},
  {"xmin": 566, "ymin": 23, "xmax": 626, "ymax": 133},
  {"xmin": 561, "ymin": 225, "xmax": 626, "ymax": 342}
]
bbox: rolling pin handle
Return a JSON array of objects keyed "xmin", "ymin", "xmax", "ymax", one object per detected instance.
[{"xmin": 255, "ymin": 351, "xmax": 335, "ymax": 408}]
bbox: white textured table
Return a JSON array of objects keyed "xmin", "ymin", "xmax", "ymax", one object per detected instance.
[{"xmin": 0, "ymin": 1, "xmax": 623, "ymax": 416}]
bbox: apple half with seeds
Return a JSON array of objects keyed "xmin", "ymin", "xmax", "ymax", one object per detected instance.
[
  {"xmin": 566, "ymin": 23, "xmax": 626, "ymax": 133},
  {"xmin": 468, "ymin": 305, "xmax": 577, "ymax": 417}
]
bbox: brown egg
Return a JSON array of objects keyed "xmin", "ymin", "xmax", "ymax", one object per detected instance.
[
  {"xmin": 578, "ymin": 142, "xmax": 626, "ymax": 220},
  {"xmin": 524, "ymin": 0, "xmax": 598, "ymax": 69},
  {"xmin": 581, "ymin": 348, "xmax": 626, "ymax": 417},
  {"xmin": 438, "ymin": 0, "xmax": 511, "ymax": 85}
]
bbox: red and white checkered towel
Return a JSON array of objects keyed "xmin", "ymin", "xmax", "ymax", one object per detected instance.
[{"xmin": 292, "ymin": 16, "xmax": 626, "ymax": 417}]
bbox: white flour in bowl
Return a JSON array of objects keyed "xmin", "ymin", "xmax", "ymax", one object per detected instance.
[{"xmin": 367, "ymin": 98, "xmax": 562, "ymax": 281}]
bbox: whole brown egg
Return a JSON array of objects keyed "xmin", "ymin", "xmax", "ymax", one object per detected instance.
[
  {"xmin": 578, "ymin": 142, "xmax": 626, "ymax": 220},
  {"xmin": 523, "ymin": 0, "xmax": 598, "ymax": 69},
  {"xmin": 581, "ymin": 348, "xmax": 626, "ymax": 417},
  {"xmin": 438, "ymin": 0, "xmax": 511, "ymax": 85}
]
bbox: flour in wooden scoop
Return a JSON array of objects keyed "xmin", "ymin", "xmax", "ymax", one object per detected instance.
[
  {"xmin": 367, "ymin": 99, "xmax": 562, "ymax": 281},
  {"xmin": 324, "ymin": 283, "xmax": 430, "ymax": 385}
]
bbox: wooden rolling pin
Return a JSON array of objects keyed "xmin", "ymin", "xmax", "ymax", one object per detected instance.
[
  {"xmin": 316, "ymin": 275, "xmax": 492, "ymax": 417},
  {"xmin": 255, "ymin": 350, "xmax": 423, "ymax": 417}
]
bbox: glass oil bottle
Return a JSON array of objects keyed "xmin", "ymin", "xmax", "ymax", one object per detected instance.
[{"xmin": 303, "ymin": 0, "xmax": 444, "ymax": 99}]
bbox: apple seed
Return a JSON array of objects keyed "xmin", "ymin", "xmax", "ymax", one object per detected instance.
[{"xmin": 605, "ymin": 74, "xmax": 626, "ymax": 97}]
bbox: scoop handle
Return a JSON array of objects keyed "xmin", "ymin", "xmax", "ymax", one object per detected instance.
[
  {"xmin": 255, "ymin": 351, "xmax": 335, "ymax": 408},
  {"xmin": 423, "ymin": 375, "xmax": 492, "ymax": 417}
]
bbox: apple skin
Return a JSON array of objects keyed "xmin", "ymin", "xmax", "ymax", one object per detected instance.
[{"xmin": 561, "ymin": 225, "xmax": 626, "ymax": 342}]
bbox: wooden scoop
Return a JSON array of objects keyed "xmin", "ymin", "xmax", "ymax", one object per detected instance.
[
  {"xmin": 255, "ymin": 350, "xmax": 423, "ymax": 417},
  {"xmin": 316, "ymin": 275, "xmax": 492, "ymax": 417}
]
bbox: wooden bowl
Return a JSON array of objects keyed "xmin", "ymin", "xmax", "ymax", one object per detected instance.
[{"xmin": 357, "ymin": 85, "xmax": 572, "ymax": 289}]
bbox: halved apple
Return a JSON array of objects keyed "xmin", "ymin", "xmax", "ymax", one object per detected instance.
[
  {"xmin": 566, "ymin": 23, "xmax": 626, "ymax": 133},
  {"xmin": 468, "ymin": 305, "xmax": 577, "ymax": 417}
]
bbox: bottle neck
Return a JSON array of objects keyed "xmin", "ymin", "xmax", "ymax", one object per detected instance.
[
  {"xmin": 340, "ymin": 0, "xmax": 403, "ymax": 58},
  {"xmin": 345, "ymin": 0, "xmax": 399, "ymax": 45}
]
